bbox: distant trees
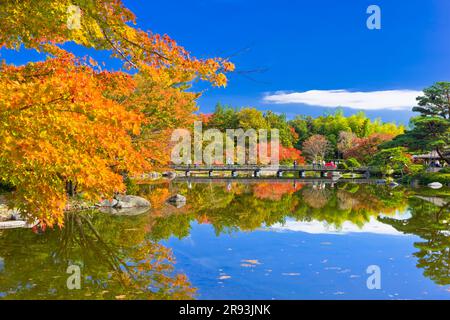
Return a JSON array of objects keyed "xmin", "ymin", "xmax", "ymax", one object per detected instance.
[
  {"xmin": 289, "ymin": 109, "xmax": 404, "ymax": 159},
  {"xmin": 337, "ymin": 131, "xmax": 357, "ymax": 157},
  {"xmin": 302, "ymin": 135, "xmax": 331, "ymax": 162},
  {"xmin": 205, "ymin": 105, "xmax": 298, "ymax": 148},
  {"xmin": 344, "ymin": 133, "xmax": 394, "ymax": 164},
  {"xmin": 202, "ymin": 104, "xmax": 304, "ymax": 164},
  {"xmin": 203, "ymin": 105, "xmax": 405, "ymax": 165}
]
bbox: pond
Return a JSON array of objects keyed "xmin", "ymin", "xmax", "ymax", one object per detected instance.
[{"xmin": 0, "ymin": 180, "xmax": 449, "ymax": 299}]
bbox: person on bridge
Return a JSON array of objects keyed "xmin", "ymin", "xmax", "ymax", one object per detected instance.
[{"xmin": 293, "ymin": 160, "xmax": 297, "ymax": 168}]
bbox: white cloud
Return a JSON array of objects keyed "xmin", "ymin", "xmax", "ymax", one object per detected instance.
[
  {"xmin": 263, "ymin": 89, "xmax": 422, "ymax": 110},
  {"xmin": 268, "ymin": 217, "xmax": 407, "ymax": 236}
]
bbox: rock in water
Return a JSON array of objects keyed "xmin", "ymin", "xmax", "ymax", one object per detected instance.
[
  {"xmin": 162, "ymin": 171, "xmax": 176, "ymax": 179},
  {"xmin": 388, "ymin": 181, "xmax": 399, "ymax": 187},
  {"xmin": 167, "ymin": 194, "xmax": 186, "ymax": 208},
  {"xmin": 115, "ymin": 195, "xmax": 150, "ymax": 208},
  {"xmin": 167, "ymin": 194, "xmax": 186, "ymax": 203},
  {"xmin": 428, "ymin": 182, "xmax": 443, "ymax": 189},
  {"xmin": 96, "ymin": 198, "xmax": 119, "ymax": 208}
]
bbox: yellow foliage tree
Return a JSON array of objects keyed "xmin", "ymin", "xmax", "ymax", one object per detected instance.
[{"xmin": 0, "ymin": 1, "xmax": 234, "ymax": 226}]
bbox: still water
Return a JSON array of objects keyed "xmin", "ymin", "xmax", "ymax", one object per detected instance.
[{"xmin": 0, "ymin": 180, "xmax": 449, "ymax": 299}]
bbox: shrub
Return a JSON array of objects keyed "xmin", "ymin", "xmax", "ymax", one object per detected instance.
[
  {"xmin": 406, "ymin": 164, "xmax": 425, "ymax": 175},
  {"xmin": 439, "ymin": 167, "xmax": 450, "ymax": 174},
  {"xmin": 337, "ymin": 162, "xmax": 348, "ymax": 170},
  {"xmin": 412, "ymin": 172, "xmax": 450, "ymax": 185},
  {"xmin": 124, "ymin": 177, "xmax": 140, "ymax": 195},
  {"xmin": 345, "ymin": 158, "xmax": 361, "ymax": 168}
]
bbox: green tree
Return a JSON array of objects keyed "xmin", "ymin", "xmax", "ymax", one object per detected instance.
[
  {"xmin": 264, "ymin": 111, "xmax": 295, "ymax": 147},
  {"xmin": 237, "ymin": 108, "xmax": 267, "ymax": 131},
  {"xmin": 413, "ymin": 82, "xmax": 450, "ymax": 119},
  {"xmin": 383, "ymin": 116, "xmax": 450, "ymax": 164},
  {"xmin": 289, "ymin": 115, "xmax": 314, "ymax": 149},
  {"xmin": 369, "ymin": 147, "xmax": 412, "ymax": 176},
  {"xmin": 207, "ymin": 103, "xmax": 240, "ymax": 131}
]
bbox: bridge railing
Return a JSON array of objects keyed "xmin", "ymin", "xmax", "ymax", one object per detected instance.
[{"xmin": 170, "ymin": 164, "xmax": 376, "ymax": 171}]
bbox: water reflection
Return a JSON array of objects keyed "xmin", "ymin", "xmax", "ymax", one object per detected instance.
[
  {"xmin": 0, "ymin": 181, "xmax": 449, "ymax": 299},
  {"xmin": 380, "ymin": 197, "xmax": 450, "ymax": 286},
  {"xmin": 0, "ymin": 211, "xmax": 195, "ymax": 299},
  {"xmin": 145, "ymin": 182, "xmax": 410, "ymax": 239}
]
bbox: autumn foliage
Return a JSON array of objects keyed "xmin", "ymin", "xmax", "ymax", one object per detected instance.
[
  {"xmin": 253, "ymin": 182, "xmax": 303, "ymax": 201},
  {"xmin": 0, "ymin": 1, "xmax": 233, "ymax": 226},
  {"xmin": 343, "ymin": 133, "xmax": 394, "ymax": 163}
]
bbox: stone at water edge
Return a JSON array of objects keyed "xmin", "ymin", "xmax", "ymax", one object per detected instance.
[
  {"xmin": 114, "ymin": 195, "xmax": 150, "ymax": 209},
  {"xmin": 162, "ymin": 171, "xmax": 176, "ymax": 179},
  {"xmin": 96, "ymin": 198, "xmax": 119, "ymax": 208},
  {"xmin": 167, "ymin": 194, "xmax": 186, "ymax": 208},
  {"xmin": 428, "ymin": 182, "xmax": 443, "ymax": 189},
  {"xmin": 0, "ymin": 204, "xmax": 21, "ymax": 222},
  {"xmin": 138, "ymin": 172, "xmax": 161, "ymax": 180},
  {"xmin": 388, "ymin": 181, "xmax": 399, "ymax": 187},
  {"xmin": 167, "ymin": 194, "xmax": 186, "ymax": 204}
]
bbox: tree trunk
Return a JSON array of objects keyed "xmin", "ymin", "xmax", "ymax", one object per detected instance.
[
  {"xmin": 66, "ymin": 180, "xmax": 75, "ymax": 197},
  {"xmin": 436, "ymin": 147, "xmax": 450, "ymax": 165}
]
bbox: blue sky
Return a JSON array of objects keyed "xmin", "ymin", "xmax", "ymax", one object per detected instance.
[{"xmin": 2, "ymin": 0, "xmax": 450, "ymax": 124}]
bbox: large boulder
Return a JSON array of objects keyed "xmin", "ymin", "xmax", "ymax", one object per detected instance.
[
  {"xmin": 0, "ymin": 204, "xmax": 38, "ymax": 230},
  {"xmin": 0, "ymin": 220, "xmax": 34, "ymax": 229},
  {"xmin": 96, "ymin": 195, "xmax": 150, "ymax": 209},
  {"xmin": 0, "ymin": 204, "xmax": 21, "ymax": 222},
  {"xmin": 115, "ymin": 195, "xmax": 150, "ymax": 209},
  {"xmin": 97, "ymin": 198, "xmax": 119, "ymax": 208},
  {"xmin": 96, "ymin": 195, "xmax": 150, "ymax": 216}
]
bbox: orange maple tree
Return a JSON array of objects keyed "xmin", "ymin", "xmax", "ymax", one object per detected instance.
[{"xmin": 0, "ymin": 1, "xmax": 233, "ymax": 226}]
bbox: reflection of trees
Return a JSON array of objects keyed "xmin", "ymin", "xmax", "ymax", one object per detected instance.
[
  {"xmin": 380, "ymin": 198, "xmax": 450, "ymax": 286},
  {"xmin": 291, "ymin": 184, "xmax": 407, "ymax": 228},
  {"xmin": 302, "ymin": 185, "xmax": 331, "ymax": 209},
  {"xmin": 147, "ymin": 182, "xmax": 409, "ymax": 241},
  {"xmin": 0, "ymin": 211, "xmax": 195, "ymax": 299},
  {"xmin": 253, "ymin": 182, "xmax": 303, "ymax": 201}
]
